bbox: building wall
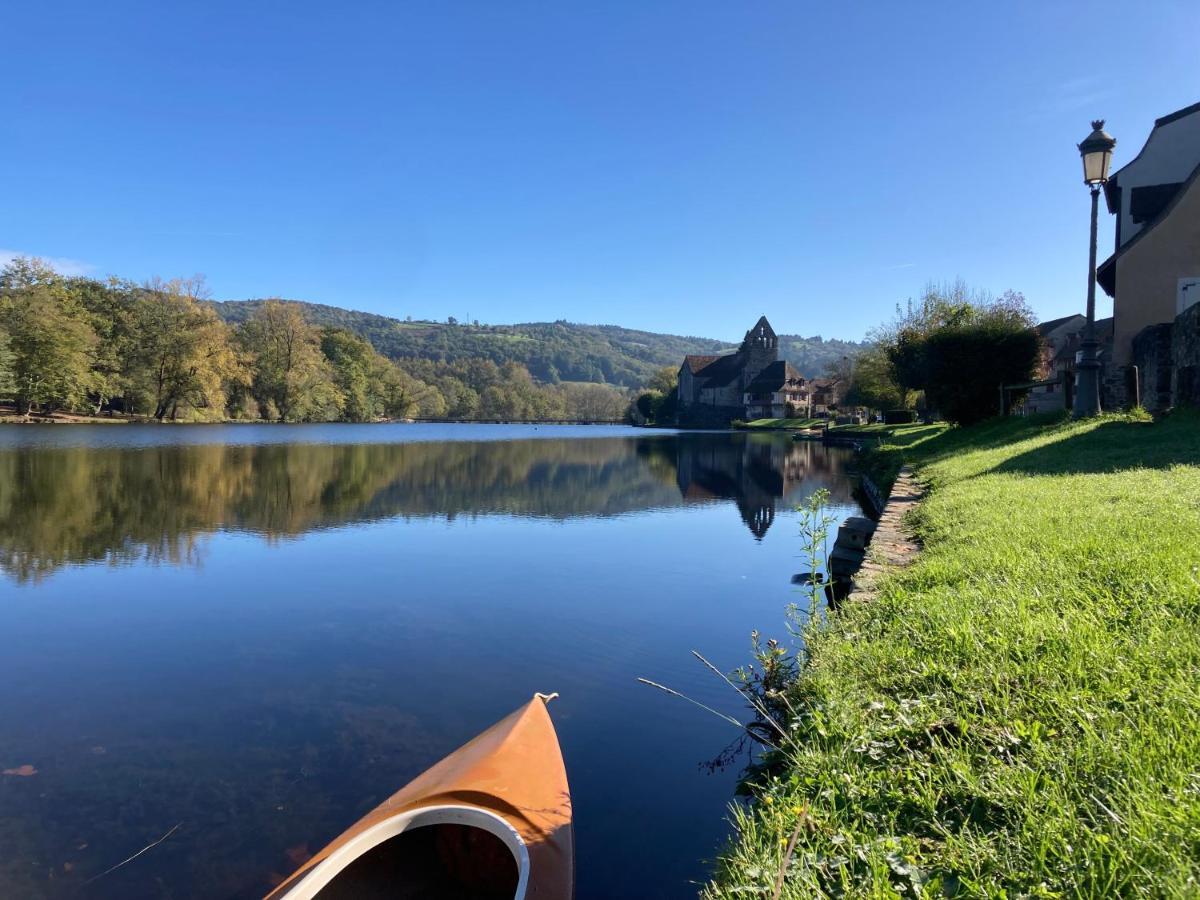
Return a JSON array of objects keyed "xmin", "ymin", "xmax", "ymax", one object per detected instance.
[
  {"xmin": 1172, "ymin": 301, "xmax": 1200, "ymax": 407},
  {"xmin": 1114, "ymin": 112, "xmax": 1200, "ymax": 249},
  {"xmin": 678, "ymin": 365, "xmax": 696, "ymax": 405},
  {"xmin": 699, "ymin": 383, "xmax": 742, "ymax": 408},
  {"xmin": 1113, "ymin": 175, "xmax": 1200, "ymax": 364},
  {"xmin": 1125, "ymin": 302, "xmax": 1200, "ymax": 411},
  {"xmin": 1131, "ymin": 323, "xmax": 1174, "ymax": 412},
  {"xmin": 738, "ymin": 347, "xmax": 775, "ymax": 392}
]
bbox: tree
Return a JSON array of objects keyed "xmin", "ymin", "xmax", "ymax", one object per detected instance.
[
  {"xmin": 842, "ymin": 343, "xmax": 905, "ymax": 412},
  {"xmin": 68, "ymin": 276, "xmax": 141, "ymax": 414},
  {"xmin": 921, "ymin": 296, "xmax": 1040, "ymax": 425},
  {"xmin": 130, "ymin": 277, "xmax": 241, "ymax": 420},
  {"xmin": 645, "ymin": 365, "xmax": 678, "ymax": 394},
  {"xmin": 0, "ymin": 328, "xmax": 16, "ymax": 400},
  {"xmin": 558, "ymin": 382, "xmax": 628, "ymax": 420},
  {"xmin": 874, "ymin": 282, "xmax": 1039, "ymax": 425},
  {"xmin": 0, "ymin": 259, "xmax": 98, "ymax": 415},
  {"xmin": 239, "ymin": 300, "xmax": 341, "ymax": 421},
  {"xmin": 321, "ymin": 327, "xmax": 376, "ymax": 421}
]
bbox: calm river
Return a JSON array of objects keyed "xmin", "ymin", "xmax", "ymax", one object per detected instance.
[{"xmin": 0, "ymin": 425, "xmax": 860, "ymax": 899}]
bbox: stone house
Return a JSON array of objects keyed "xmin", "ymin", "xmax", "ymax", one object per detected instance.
[
  {"xmin": 677, "ymin": 316, "xmax": 806, "ymax": 423},
  {"xmin": 1098, "ymin": 101, "xmax": 1200, "ymax": 369},
  {"xmin": 1024, "ymin": 314, "xmax": 1114, "ymax": 414},
  {"xmin": 743, "ymin": 361, "xmax": 808, "ymax": 419}
]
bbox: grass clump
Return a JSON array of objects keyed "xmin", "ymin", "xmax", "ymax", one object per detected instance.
[{"xmin": 705, "ymin": 411, "xmax": 1200, "ymax": 898}]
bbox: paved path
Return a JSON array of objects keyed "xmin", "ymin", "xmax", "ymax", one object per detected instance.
[{"xmin": 850, "ymin": 465, "xmax": 925, "ymax": 601}]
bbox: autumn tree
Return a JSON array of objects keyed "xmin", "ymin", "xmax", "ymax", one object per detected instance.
[
  {"xmin": 0, "ymin": 328, "xmax": 16, "ymax": 400},
  {"xmin": 69, "ymin": 276, "xmax": 142, "ymax": 414},
  {"xmin": 0, "ymin": 258, "xmax": 98, "ymax": 415},
  {"xmin": 557, "ymin": 382, "xmax": 628, "ymax": 420},
  {"xmin": 239, "ymin": 300, "xmax": 341, "ymax": 421},
  {"xmin": 128, "ymin": 277, "xmax": 241, "ymax": 420},
  {"xmin": 842, "ymin": 342, "xmax": 906, "ymax": 412},
  {"xmin": 320, "ymin": 328, "xmax": 376, "ymax": 421},
  {"xmin": 645, "ymin": 365, "xmax": 678, "ymax": 394}
]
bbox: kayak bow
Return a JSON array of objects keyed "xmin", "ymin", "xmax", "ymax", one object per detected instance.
[{"xmin": 266, "ymin": 693, "xmax": 573, "ymax": 899}]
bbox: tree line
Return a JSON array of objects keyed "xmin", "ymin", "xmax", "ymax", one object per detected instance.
[
  {"xmin": 841, "ymin": 280, "xmax": 1041, "ymax": 425},
  {"xmin": 0, "ymin": 258, "xmax": 630, "ymax": 422}
]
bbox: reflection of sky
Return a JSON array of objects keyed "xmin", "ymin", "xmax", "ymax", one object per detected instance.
[
  {"xmin": 0, "ymin": 429, "xmax": 861, "ymax": 900},
  {"xmin": 0, "ymin": 422, "xmax": 665, "ymax": 449}
]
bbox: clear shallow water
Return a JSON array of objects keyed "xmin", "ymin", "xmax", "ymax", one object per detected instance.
[{"xmin": 0, "ymin": 424, "xmax": 860, "ymax": 899}]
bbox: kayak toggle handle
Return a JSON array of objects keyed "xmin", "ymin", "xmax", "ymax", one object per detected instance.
[{"xmin": 534, "ymin": 692, "xmax": 560, "ymax": 704}]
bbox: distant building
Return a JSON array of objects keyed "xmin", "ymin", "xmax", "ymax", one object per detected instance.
[
  {"xmin": 806, "ymin": 378, "xmax": 843, "ymax": 417},
  {"xmin": 677, "ymin": 316, "xmax": 807, "ymax": 423},
  {"xmin": 1024, "ymin": 313, "xmax": 1114, "ymax": 414}
]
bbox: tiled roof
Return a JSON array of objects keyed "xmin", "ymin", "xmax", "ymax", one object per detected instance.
[
  {"xmin": 1036, "ymin": 314, "xmax": 1084, "ymax": 336},
  {"xmin": 745, "ymin": 361, "xmax": 804, "ymax": 393},
  {"xmin": 682, "ymin": 354, "xmax": 722, "ymax": 374},
  {"xmin": 700, "ymin": 352, "xmax": 744, "ymax": 388}
]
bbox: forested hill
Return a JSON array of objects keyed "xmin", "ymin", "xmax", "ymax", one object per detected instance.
[{"xmin": 211, "ymin": 299, "xmax": 863, "ymax": 387}]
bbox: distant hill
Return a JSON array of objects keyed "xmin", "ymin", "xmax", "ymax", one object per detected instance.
[{"xmin": 211, "ymin": 299, "xmax": 864, "ymax": 387}]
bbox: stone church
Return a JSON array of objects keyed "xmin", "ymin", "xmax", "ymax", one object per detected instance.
[{"xmin": 676, "ymin": 316, "xmax": 806, "ymax": 424}]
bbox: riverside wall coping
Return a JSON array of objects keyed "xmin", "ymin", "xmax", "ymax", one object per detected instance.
[{"xmin": 848, "ymin": 465, "xmax": 924, "ymax": 602}]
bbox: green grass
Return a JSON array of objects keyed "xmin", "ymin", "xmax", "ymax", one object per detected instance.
[
  {"xmin": 705, "ymin": 411, "xmax": 1200, "ymax": 898},
  {"xmin": 740, "ymin": 418, "xmax": 822, "ymax": 429},
  {"xmin": 826, "ymin": 422, "xmax": 917, "ymax": 434}
]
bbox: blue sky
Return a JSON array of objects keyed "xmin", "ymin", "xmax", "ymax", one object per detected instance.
[{"xmin": 2, "ymin": 1, "xmax": 1196, "ymax": 342}]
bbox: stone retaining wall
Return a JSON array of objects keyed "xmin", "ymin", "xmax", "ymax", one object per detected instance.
[
  {"xmin": 847, "ymin": 466, "xmax": 924, "ymax": 603},
  {"xmin": 1130, "ymin": 302, "xmax": 1200, "ymax": 411}
]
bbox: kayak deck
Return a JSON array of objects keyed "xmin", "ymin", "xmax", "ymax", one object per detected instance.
[{"xmin": 267, "ymin": 694, "xmax": 572, "ymax": 900}]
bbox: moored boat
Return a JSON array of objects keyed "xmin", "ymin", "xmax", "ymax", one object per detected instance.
[{"xmin": 265, "ymin": 693, "xmax": 573, "ymax": 899}]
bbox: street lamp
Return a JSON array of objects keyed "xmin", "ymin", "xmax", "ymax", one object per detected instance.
[{"xmin": 1073, "ymin": 119, "xmax": 1116, "ymax": 417}]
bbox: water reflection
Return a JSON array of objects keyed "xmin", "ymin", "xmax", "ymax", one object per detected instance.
[
  {"xmin": 667, "ymin": 434, "xmax": 847, "ymax": 538},
  {"xmin": 0, "ymin": 427, "xmax": 862, "ymax": 899},
  {"xmin": 0, "ymin": 432, "xmax": 854, "ymax": 582}
]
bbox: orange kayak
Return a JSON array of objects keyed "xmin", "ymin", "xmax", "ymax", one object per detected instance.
[{"xmin": 265, "ymin": 693, "xmax": 573, "ymax": 899}]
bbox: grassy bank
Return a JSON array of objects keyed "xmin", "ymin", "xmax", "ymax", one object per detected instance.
[
  {"xmin": 706, "ymin": 412, "xmax": 1200, "ymax": 897},
  {"xmin": 737, "ymin": 417, "xmax": 822, "ymax": 430}
]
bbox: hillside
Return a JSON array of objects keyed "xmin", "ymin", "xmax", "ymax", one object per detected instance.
[{"xmin": 211, "ymin": 299, "xmax": 863, "ymax": 387}]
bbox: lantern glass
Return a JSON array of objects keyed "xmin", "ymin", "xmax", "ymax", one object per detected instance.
[
  {"xmin": 1078, "ymin": 120, "xmax": 1116, "ymax": 186},
  {"xmin": 1082, "ymin": 148, "xmax": 1112, "ymax": 185}
]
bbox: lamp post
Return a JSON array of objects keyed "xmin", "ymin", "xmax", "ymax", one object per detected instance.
[{"xmin": 1073, "ymin": 119, "xmax": 1116, "ymax": 417}]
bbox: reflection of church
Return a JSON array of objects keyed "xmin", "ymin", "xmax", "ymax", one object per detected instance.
[{"xmin": 673, "ymin": 436, "xmax": 837, "ymax": 539}]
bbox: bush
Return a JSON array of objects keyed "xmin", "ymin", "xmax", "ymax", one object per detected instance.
[
  {"xmin": 881, "ymin": 284, "xmax": 1040, "ymax": 426},
  {"xmin": 923, "ymin": 322, "xmax": 1040, "ymax": 425},
  {"xmin": 884, "ymin": 409, "xmax": 916, "ymax": 424}
]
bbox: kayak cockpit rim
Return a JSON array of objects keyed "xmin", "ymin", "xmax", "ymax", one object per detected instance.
[{"xmin": 274, "ymin": 804, "xmax": 530, "ymax": 899}]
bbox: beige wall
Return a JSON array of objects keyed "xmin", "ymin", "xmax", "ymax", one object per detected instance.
[{"xmin": 1113, "ymin": 176, "xmax": 1200, "ymax": 365}]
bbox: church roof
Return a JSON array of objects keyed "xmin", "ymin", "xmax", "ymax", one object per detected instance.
[
  {"xmin": 697, "ymin": 353, "xmax": 745, "ymax": 387},
  {"xmin": 744, "ymin": 361, "xmax": 803, "ymax": 393},
  {"xmin": 682, "ymin": 354, "xmax": 722, "ymax": 374}
]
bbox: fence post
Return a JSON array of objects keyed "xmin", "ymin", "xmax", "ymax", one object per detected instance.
[{"xmin": 1127, "ymin": 365, "xmax": 1140, "ymax": 410}]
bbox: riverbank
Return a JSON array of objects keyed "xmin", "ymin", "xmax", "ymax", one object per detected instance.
[
  {"xmin": 734, "ymin": 417, "xmax": 821, "ymax": 431},
  {"xmin": 706, "ymin": 411, "xmax": 1200, "ymax": 897}
]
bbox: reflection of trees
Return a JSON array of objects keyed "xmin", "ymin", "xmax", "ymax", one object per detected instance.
[
  {"xmin": 0, "ymin": 434, "xmax": 859, "ymax": 582},
  {"xmin": 667, "ymin": 434, "xmax": 857, "ymax": 539},
  {"xmin": 0, "ymin": 440, "xmax": 682, "ymax": 582}
]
